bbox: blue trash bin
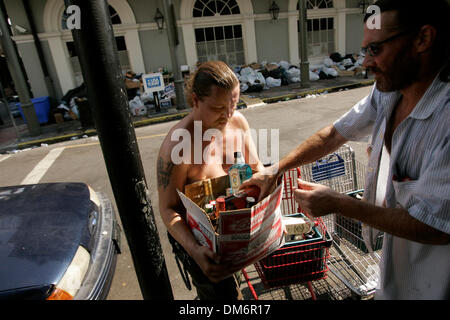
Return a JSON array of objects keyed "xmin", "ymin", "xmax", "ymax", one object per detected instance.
[{"xmin": 16, "ymin": 96, "xmax": 51, "ymax": 124}]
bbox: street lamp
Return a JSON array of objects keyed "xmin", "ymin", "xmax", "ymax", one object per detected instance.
[
  {"xmin": 154, "ymin": 8, "xmax": 164, "ymax": 31},
  {"xmin": 359, "ymin": 0, "xmax": 371, "ymax": 14},
  {"xmin": 269, "ymin": 1, "xmax": 280, "ymax": 20}
]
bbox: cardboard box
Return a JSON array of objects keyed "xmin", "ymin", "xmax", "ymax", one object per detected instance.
[{"xmin": 178, "ymin": 175, "xmax": 285, "ymax": 270}]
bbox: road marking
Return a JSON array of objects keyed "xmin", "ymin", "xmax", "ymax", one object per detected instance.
[
  {"xmin": 21, "ymin": 147, "xmax": 65, "ymax": 185},
  {"xmin": 0, "ymin": 155, "xmax": 11, "ymax": 163}
]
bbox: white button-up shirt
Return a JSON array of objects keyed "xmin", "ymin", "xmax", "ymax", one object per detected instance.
[{"xmin": 333, "ymin": 74, "xmax": 450, "ymax": 299}]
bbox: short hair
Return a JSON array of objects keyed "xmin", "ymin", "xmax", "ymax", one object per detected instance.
[
  {"xmin": 364, "ymin": 0, "xmax": 450, "ymax": 81},
  {"xmin": 185, "ymin": 61, "xmax": 239, "ymax": 108}
]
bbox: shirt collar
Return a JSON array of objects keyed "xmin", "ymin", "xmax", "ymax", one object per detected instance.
[{"xmin": 408, "ymin": 73, "xmax": 449, "ymax": 120}]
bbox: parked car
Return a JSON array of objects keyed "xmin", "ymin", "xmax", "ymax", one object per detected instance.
[{"xmin": 0, "ymin": 183, "xmax": 121, "ymax": 300}]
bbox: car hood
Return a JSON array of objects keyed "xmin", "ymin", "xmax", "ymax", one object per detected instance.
[{"xmin": 0, "ymin": 183, "xmax": 91, "ymax": 293}]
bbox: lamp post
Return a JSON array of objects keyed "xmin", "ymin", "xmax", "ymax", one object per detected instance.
[
  {"xmin": 298, "ymin": 0, "xmax": 310, "ymax": 87},
  {"xmin": 162, "ymin": 0, "xmax": 186, "ymax": 110},
  {"xmin": 359, "ymin": 0, "xmax": 370, "ymax": 14},
  {"xmin": 154, "ymin": 8, "xmax": 164, "ymax": 32},
  {"xmin": 269, "ymin": 1, "xmax": 280, "ymax": 20}
]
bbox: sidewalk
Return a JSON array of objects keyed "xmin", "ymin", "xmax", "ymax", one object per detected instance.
[{"xmin": 0, "ymin": 75, "xmax": 374, "ymax": 154}]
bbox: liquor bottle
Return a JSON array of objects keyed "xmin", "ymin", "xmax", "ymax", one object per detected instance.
[
  {"xmin": 228, "ymin": 152, "xmax": 253, "ymax": 194},
  {"xmin": 222, "ymin": 186, "xmax": 260, "ymax": 211},
  {"xmin": 202, "ymin": 179, "xmax": 215, "ymax": 208}
]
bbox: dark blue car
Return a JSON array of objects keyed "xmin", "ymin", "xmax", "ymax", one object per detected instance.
[{"xmin": 0, "ymin": 183, "xmax": 121, "ymax": 300}]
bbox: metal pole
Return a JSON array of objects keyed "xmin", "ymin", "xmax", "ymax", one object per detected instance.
[
  {"xmin": 161, "ymin": 0, "xmax": 186, "ymax": 110},
  {"xmin": 298, "ymin": 0, "xmax": 310, "ymax": 87},
  {"xmin": 65, "ymin": 0, "xmax": 173, "ymax": 300},
  {"xmin": 0, "ymin": 2, "xmax": 40, "ymax": 136}
]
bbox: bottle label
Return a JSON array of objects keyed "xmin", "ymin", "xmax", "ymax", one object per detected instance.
[{"xmin": 229, "ymin": 168, "xmax": 241, "ymax": 193}]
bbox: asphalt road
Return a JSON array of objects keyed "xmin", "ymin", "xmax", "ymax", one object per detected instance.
[{"xmin": 0, "ymin": 86, "xmax": 372, "ymax": 300}]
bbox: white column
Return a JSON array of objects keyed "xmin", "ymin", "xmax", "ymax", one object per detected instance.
[
  {"xmin": 47, "ymin": 36, "xmax": 76, "ymax": 94},
  {"xmin": 181, "ymin": 22, "xmax": 198, "ymax": 71},
  {"xmin": 288, "ymin": 13, "xmax": 300, "ymax": 64},
  {"xmin": 242, "ymin": 15, "xmax": 257, "ymax": 64},
  {"xmin": 336, "ymin": 11, "xmax": 346, "ymax": 56},
  {"xmin": 124, "ymin": 29, "xmax": 146, "ymax": 74},
  {"xmin": 335, "ymin": 0, "xmax": 347, "ymax": 56}
]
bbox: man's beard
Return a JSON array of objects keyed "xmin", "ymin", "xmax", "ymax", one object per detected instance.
[{"xmin": 371, "ymin": 50, "xmax": 420, "ymax": 92}]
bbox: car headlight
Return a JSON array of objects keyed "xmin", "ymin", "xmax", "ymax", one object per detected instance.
[{"xmin": 46, "ymin": 246, "xmax": 90, "ymax": 300}]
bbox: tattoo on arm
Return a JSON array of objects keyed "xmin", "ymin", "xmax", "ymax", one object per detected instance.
[{"xmin": 157, "ymin": 157, "xmax": 174, "ymax": 190}]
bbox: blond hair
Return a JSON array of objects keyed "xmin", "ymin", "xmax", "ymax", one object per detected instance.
[{"xmin": 185, "ymin": 61, "xmax": 239, "ymax": 108}]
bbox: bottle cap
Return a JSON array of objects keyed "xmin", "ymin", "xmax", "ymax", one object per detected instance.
[{"xmin": 234, "ymin": 151, "xmax": 242, "ymax": 158}]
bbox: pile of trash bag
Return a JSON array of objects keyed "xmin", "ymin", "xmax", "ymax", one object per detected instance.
[
  {"xmin": 235, "ymin": 52, "xmax": 366, "ymax": 93},
  {"xmin": 312, "ymin": 51, "xmax": 366, "ymax": 80},
  {"xmin": 235, "ymin": 61, "xmax": 305, "ymax": 93}
]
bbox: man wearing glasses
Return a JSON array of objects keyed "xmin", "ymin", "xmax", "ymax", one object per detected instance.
[{"xmin": 241, "ymin": 0, "xmax": 449, "ymax": 299}]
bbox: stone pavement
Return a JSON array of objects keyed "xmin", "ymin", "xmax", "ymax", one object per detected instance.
[{"xmin": 0, "ymin": 75, "xmax": 373, "ymax": 154}]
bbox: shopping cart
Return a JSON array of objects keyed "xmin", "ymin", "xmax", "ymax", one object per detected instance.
[
  {"xmin": 300, "ymin": 144, "xmax": 382, "ymax": 299},
  {"xmin": 242, "ymin": 168, "xmax": 334, "ymax": 300}
]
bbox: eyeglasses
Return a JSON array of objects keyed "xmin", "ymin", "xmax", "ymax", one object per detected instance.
[{"xmin": 361, "ymin": 31, "xmax": 411, "ymax": 57}]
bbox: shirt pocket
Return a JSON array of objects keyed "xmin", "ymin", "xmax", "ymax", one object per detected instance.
[{"xmin": 392, "ymin": 180, "xmax": 418, "ymax": 209}]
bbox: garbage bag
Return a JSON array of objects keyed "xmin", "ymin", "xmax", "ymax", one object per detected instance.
[
  {"xmin": 286, "ymin": 68, "xmax": 301, "ymax": 83},
  {"xmin": 279, "ymin": 60, "xmax": 291, "ymax": 71},
  {"xmin": 323, "ymin": 57, "xmax": 334, "ymax": 68},
  {"xmin": 240, "ymin": 66, "xmax": 254, "ymax": 76},
  {"xmin": 309, "ymin": 71, "xmax": 320, "ymax": 81},
  {"xmin": 330, "ymin": 52, "xmax": 343, "ymax": 63},
  {"xmin": 129, "ymin": 96, "xmax": 146, "ymax": 116},
  {"xmin": 266, "ymin": 77, "xmax": 282, "ymax": 88},
  {"xmin": 321, "ymin": 67, "xmax": 339, "ymax": 78},
  {"xmin": 246, "ymin": 83, "xmax": 264, "ymax": 93}
]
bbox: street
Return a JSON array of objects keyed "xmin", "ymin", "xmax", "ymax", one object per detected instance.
[{"xmin": 0, "ymin": 86, "xmax": 372, "ymax": 300}]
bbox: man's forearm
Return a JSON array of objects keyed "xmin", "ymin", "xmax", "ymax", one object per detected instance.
[
  {"xmin": 335, "ymin": 195, "xmax": 450, "ymax": 245},
  {"xmin": 278, "ymin": 125, "xmax": 347, "ymax": 174}
]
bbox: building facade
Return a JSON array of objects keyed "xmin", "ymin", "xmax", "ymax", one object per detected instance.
[{"xmin": 4, "ymin": 0, "xmax": 365, "ymax": 100}]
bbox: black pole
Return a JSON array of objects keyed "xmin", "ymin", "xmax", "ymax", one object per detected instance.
[{"xmin": 65, "ymin": 0, "xmax": 173, "ymax": 300}]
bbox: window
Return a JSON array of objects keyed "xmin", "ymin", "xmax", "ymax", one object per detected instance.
[
  {"xmin": 195, "ymin": 25, "xmax": 245, "ymax": 66},
  {"xmin": 306, "ymin": 0, "xmax": 333, "ymax": 9},
  {"xmin": 307, "ymin": 18, "xmax": 335, "ymax": 57},
  {"xmin": 66, "ymin": 36, "xmax": 130, "ymax": 86},
  {"xmin": 296, "ymin": 1, "xmax": 335, "ymax": 58},
  {"xmin": 62, "ymin": 4, "xmax": 121, "ymax": 29},
  {"xmin": 193, "ymin": 0, "xmax": 240, "ymax": 17}
]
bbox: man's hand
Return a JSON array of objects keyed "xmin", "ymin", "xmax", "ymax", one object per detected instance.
[
  {"xmin": 239, "ymin": 165, "xmax": 279, "ymax": 201},
  {"xmin": 190, "ymin": 245, "xmax": 236, "ymax": 283},
  {"xmin": 294, "ymin": 179, "xmax": 343, "ymax": 217}
]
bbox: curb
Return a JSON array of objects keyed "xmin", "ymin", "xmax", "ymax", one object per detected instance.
[
  {"xmin": 3, "ymin": 79, "xmax": 374, "ymax": 152},
  {"xmin": 260, "ymin": 79, "xmax": 374, "ymax": 104}
]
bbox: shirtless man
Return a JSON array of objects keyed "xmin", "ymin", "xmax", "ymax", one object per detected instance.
[{"xmin": 157, "ymin": 61, "xmax": 264, "ymax": 300}]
